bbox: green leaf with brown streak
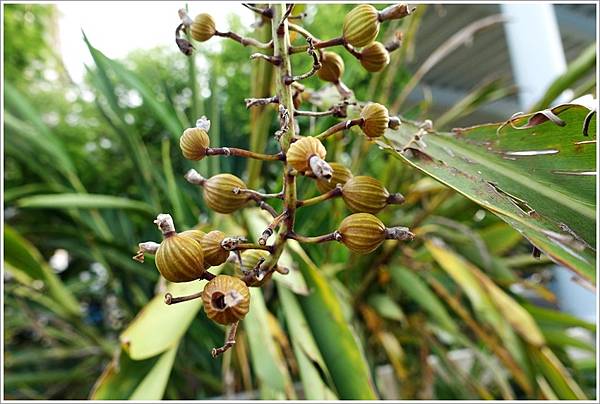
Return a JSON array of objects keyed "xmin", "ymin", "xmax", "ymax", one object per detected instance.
[{"xmin": 380, "ymin": 102, "xmax": 596, "ymax": 283}]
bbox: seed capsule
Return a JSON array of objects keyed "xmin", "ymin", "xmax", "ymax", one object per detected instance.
[
  {"xmin": 180, "ymin": 127, "xmax": 209, "ymax": 160},
  {"xmin": 360, "ymin": 42, "xmax": 390, "ymax": 72},
  {"xmin": 317, "ymin": 52, "xmax": 345, "ymax": 83},
  {"xmin": 203, "ymin": 174, "xmax": 249, "ymax": 214},
  {"xmin": 343, "ymin": 4, "xmax": 380, "ymax": 47},
  {"xmin": 202, "ymin": 275, "xmax": 250, "ymax": 325},
  {"xmin": 287, "ymin": 137, "xmax": 327, "ymax": 173},
  {"xmin": 152, "ymin": 214, "xmax": 205, "ymax": 282},
  {"xmin": 179, "ymin": 229, "xmax": 207, "ymax": 244},
  {"xmin": 338, "ymin": 213, "xmax": 386, "ymax": 254},
  {"xmin": 201, "ymin": 230, "xmax": 229, "ymax": 267},
  {"xmin": 360, "ymin": 102, "xmax": 389, "ymax": 138},
  {"xmin": 317, "ymin": 162, "xmax": 353, "ymax": 194},
  {"xmin": 191, "ymin": 13, "xmax": 216, "ymax": 42},
  {"xmin": 342, "ymin": 176, "xmax": 391, "ymax": 213}
]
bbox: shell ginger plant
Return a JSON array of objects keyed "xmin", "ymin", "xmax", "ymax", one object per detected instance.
[{"xmin": 134, "ymin": 3, "xmax": 415, "ymax": 358}]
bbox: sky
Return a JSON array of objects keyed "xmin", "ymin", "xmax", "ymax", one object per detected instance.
[{"xmin": 57, "ymin": 1, "xmax": 253, "ymax": 82}]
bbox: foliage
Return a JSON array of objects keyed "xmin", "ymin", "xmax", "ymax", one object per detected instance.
[{"xmin": 3, "ymin": 3, "xmax": 597, "ymax": 400}]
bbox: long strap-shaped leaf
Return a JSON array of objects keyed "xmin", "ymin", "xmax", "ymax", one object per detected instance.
[{"xmin": 381, "ymin": 102, "xmax": 596, "ymax": 284}]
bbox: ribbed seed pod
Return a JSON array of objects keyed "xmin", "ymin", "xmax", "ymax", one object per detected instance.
[
  {"xmin": 203, "ymin": 174, "xmax": 248, "ymax": 214},
  {"xmin": 338, "ymin": 213, "xmax": 386, "ymax": 254},
  {"xmin": 155, "ymin": 234, "xmax": 205, "ymax": 282},
  {"xmin": 360, "ymin": 42, "xmax": 390, "ymax": 72},
  {"xmin": 179, "ymin": 229, "xmax": 207, "ymax": 245},
  {"xmin": 201, "ymin": 230, "xmax": 229, "ymax": 267},
  {"xmin": 180, "ymin": 128, "xmax": 209, "ymax": 160},
  {"xmin": 343, "ymin": 4, "xmax": 380, "ymax": 47},
  {"xmin": 287, "ymin": 137, "xmax": 327, "ymax": 173},
  {"xmin": 317, "ymin": 162, "xmax": 353, "ymax": 194},
  {"xmin": 317, "ymin": 52, "xmax": 345, "ymax": 83},
  {"xmin": 191, "ymin": 13, "xmax": 216, "ymax": 42},
  {"xmin": 202, "ymin": 275, "xmax": 250, "ymax": 325},
  {"xmin": 235, "ymin": 250, "xmax": 273, "ymax": 287},
  {"xmin": 342, "ymin": 176, "xmax": 389, "ymax": 213},
  {"xmin": 360, "ymin": 102, "xmax": 389, "ymax": 138}
]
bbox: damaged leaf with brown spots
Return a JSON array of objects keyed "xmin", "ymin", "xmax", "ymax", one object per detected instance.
[{"xmin": 380, "ymin": 101, "xmax": 596, "ymax": 284}]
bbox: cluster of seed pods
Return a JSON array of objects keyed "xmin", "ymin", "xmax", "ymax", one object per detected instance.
[{"xmin": 136, "ymin": 3, "xmax": 415, "ymax": 357}]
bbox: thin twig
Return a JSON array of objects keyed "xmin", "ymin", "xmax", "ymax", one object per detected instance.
[
  {"xmin": 245, "ymin": 95, "xmax": 279, "ymax": 108},
  {"xmin": 242, "ymin": 3, "xmax": 273, "ymax": 18},
  {"xmin": 250, "ymin": 53, "xmax": 281, "ymax": 65},
  {"xmin": 206, "ymin": 147, "xmax": 284, "ymax": 161},
  {"xmin": 286, "ymin": 231, "xmax": 342, "ymax": 244},
  {"xmin": 315, "ymin": 118, "xmax": 364, "ymax": 141},
  {"xmin": 215, "ymin": 31, "xmax": 273, "ymax": 49},
  {"xmin": 286, "ymin": 37, "xmax": 321, "ymax": 83}
]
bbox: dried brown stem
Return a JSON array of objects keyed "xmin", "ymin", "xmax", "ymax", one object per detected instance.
[
  {"xmin": 215, "ymin": 31, "xmax": 273, "ymax": 49},
  {"xmin": 206, "ymin": 147, "xmax": 284, "ymax": 161},
  {"xmin": 212, "ymin": 321, "xmax": 239, "ymax": 358},
  {"xmin": 315, "ymin": 118, "xmax": 364, "ymax": 141}
]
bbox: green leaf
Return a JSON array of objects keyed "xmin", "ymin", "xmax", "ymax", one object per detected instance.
[
  {"xmin": 531, "ymin": 43, "xmax": 596, "ymax": 111},
  {"xmin": 388, "ymin": 266, "xmax": 459, "ymax": 335},
  {"xmin": 522, "ymin": 303, "xmax": 596, "ymax": 332},
  {"xmin": 83, "ymin": 34, "xmax": 184, "ymax": 139},
  {"xmin": 17, "ymin": 193, "xmax": 154, "ymax": 214},
  {"xmin": 90, "ymin": 346, "xmax": 177, "ymax": 400},
  {"xmin": 244, "ymin": 288, "xmax": 296, "ymax": 399},
  {"xmin": 4, "ymin": 225, "xmax": 81, "ymax": 318},
  {"xmin": 288, "ymin": 244, "xmax": 378, "ymax": 400},
  {"xmin": 529, "ymin": 346, "xmax": 587, "ymax": 400},
  {"xmin": 382, "ymin": 103, "xmax": 596, "ymax": 282},
  {"xmin": 119, "ymin": 281, "xmax": 204, "ymax": 360},
  {"xmin": 278, "ymin": 286, "xmax": 338, "ymax": 400}
]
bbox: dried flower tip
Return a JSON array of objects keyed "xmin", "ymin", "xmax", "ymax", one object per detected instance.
[
  {"xmin": 191, "ymin": 13, "xmax": 217, "ymax": 42},
  {"xmin": 196, "ymin": 116, "xmax": 211, "ymax": 131},
  {"xmin": 384, "ymin": 226, "xmax": 414, "ymax": 241},
  {"xmin": 175, "ymin": 38, "xmax": 195, "ymax": 56},
  {"xmin": 184, "ymin": 168, "xmax": 206, "ymax": 185},
  {"xmin": 387, "ymin": 193, "xmax": 405, "ymax": 205},
  {"xmin": 154, "ymin": 213, "xmax": 176, "ymax": 235},
  {"xmin": 388, "ymin": 116, "xmax": 401, "ymax": 129},
  {"xmin": 378, "ymin": 3, "xmax": 415, "ymax": 22},
  {"xmin": 178, "ymin": 9, "xmax": 193, "ymax": 26},
  {"xmin": 309, "ymin": 155, "xmax": 333, "ymax": 180}
]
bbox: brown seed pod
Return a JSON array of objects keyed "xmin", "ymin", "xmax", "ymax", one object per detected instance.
[
  {"xmin": 203, "ymin": 174, "xmax": 249, "ymax": 214},
  {"xmin": 179, "ymin": 229, "xmax": 207, "ymax": 244},
  {"xmin": 317, "ymin": 162, "xmax": 353, "ymax": 194},
  {"xmin": 337, "ymin": 213, "xmax": 386, "ymax": 254},
  {"xmin": 287, "ymin": 137, "xmax": 327, "ymax": 173},
  {"xmin": 201, "ymin": 230, "xmax": 229, "ymax": 267},
  {"xmin": 343, "ymin": 176, "xmax": 393, "ymax": 213},
  {"xmin": 343, "ymin": 4, "xmax": 380, "ymax": 47},
  {"xmin": 191, "ymin": 13, "xmax": 216, "ymax": 42},
  {"xmin": 180, "ymin": 127, "xmax": 210, "ymax": 160},
  {"xmin": 316, "ymin": 52, "xmax": 345, "ymax": 83},
  {"xmin": 360, "ymin": 41, "xmax": 390, "ymax": 72},
  {"xmin": 360, "ymin": 102, "xmax": 389, "ymax": 138},
  {"xmin": 202, "ymin": 275, "xmax": 250, "ymax": 325},
  {"xmin": 155, "ymin": 235, "xmax": 205, "ymax": 283}
]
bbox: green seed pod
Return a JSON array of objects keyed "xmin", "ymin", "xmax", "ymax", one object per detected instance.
[
  {"xmin": 203, "ymin": 174, "xmax": 249, "ymax": 214},
  {"xmin": 155, "ymin": 233, "xmax": 205, "ymax": 282},
  {"xmin": 338, "ymin": 213, "xmax": 386, "ymax": 254},
  {"xmin": 180, "ymin": 127, "xmax": 210, "ymax": 160},
  {"xmin": 343, "ymin": 4, "xmax": 380, "ymax": 47},
  {"xmin": 317, "ymin": 52, "xmax": 345, "ymax": 83},
  {"xmin": 201, "ymin": 230, "xmax": 229, "ymax": 267},
  {"xmin": 317, "ymin": 162, "xmax": 353, "ymax": 194},
  {"xmin": 342, "ymin": 176, "xmax": 391, "ymax": 213},
  {"xmin": 287, "ymin": 137, "xmax": 327, "ymax": 173},
  {"xmin": 360, "ymin": 41, "xmax": 390, "ymax": 72},
  {"xmin": 191, "ymin": 13, "xmax": 216, "ymax": 42},
  {"xmin": 202, "ymin": 275, "xmax": 250, "ymax": 325},
  {"xmin": 360, "ymin": 102, "xmax": 389, "ymax": 138}
]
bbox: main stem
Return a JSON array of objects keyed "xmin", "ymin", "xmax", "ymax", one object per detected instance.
[{"xmin": 263, "ymin": 4, "xmax": 296, "ymax": 272}]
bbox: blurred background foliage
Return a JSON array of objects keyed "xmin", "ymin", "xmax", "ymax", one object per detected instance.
[{"xmin": 3, "ymin": 3, "xmax": 597, "ymax": 400}]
